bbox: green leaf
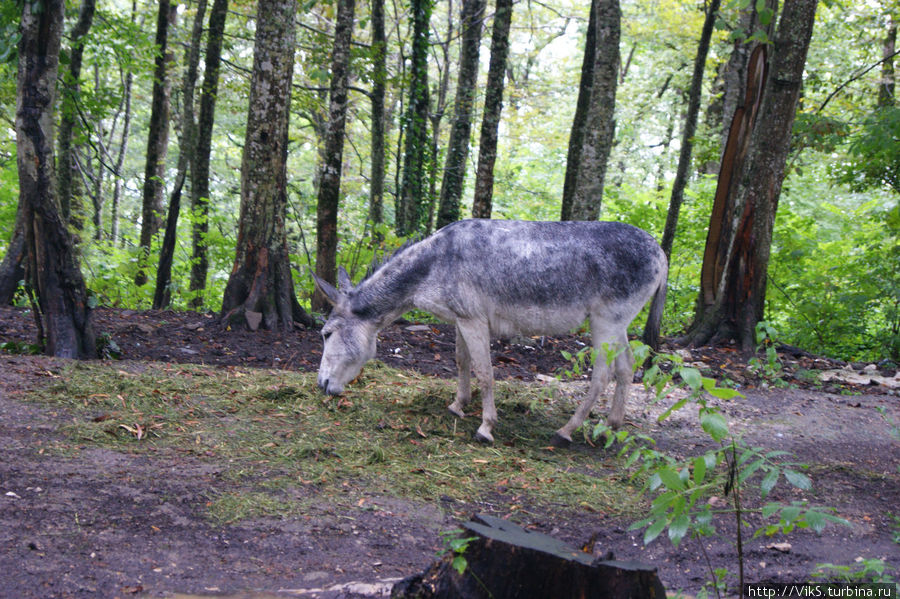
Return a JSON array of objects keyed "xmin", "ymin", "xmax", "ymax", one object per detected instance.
[
  {"xmin": 760, "ymin": 469, "xmax": 779, "ymax": 498},
  {"xmin": 643, "ymin": 517, "xmax": 667, "ymax": 546},
  {"xmin": 680, "ymin": 367, "xmax": 702, "ymax": 390},
  {"xmin": 805, "ymin": 509, "xmax": 827, "ymax": 534},
  {"xmin": 783, "ymin": 469, "xmax": 812, "ymax": 491},
  {"xmin": 693, "ymin": 455, "xmax": 707, "ymax": 485},
  {"xmin": 657, "ymin": 467, "xmax": 686, "ymax": 491},
  {"xmin": 668, "ymin": 513, "xmax": 690, "ymax": 546},
  {"xmin": 452, "ymin": 555, "xmax": 468, "ymax": 575},
  {"xmin": 700, "ymin": 410, "xmax": 729, "ymax": 442}
]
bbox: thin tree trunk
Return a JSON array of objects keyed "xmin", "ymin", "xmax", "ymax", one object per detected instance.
[
  {"xmin": 435, "ymin": 0, "xmax": 486, "ymax": 229},
  {"xmin": 560, "ymin": 0, "xmax": 597, "ymax": 221},
  {"xmin": 153, "ymin": 0, "xmax": 208, "ymax": 310},
  {"xmin": 189, "ymin": 0, "xmax": 228, "ymax": 308},
  {"xmin": 111, "ymin": 0, "xmax": 135, "ymax": 245},
  {"xmin": 471, "ymin": 0, "xmax": 513, "ymax": 219},
  {"xmin": 220, "ymin": 0, "xmax": 313, "ymax": 330},
  {"xmin": 568, "ymin": 0, "xmax": 620, "ymax": 222},
  {"xmin": 312, "ymin": 0, "xmax": 357, "ymax": 313},
  {"xmin": 135, "ymin": 0, "xmax": 176, "ymax": 287},
  {"xmin": 17, "ymin": 0, "xmax": 96, "ymax": 358},
  {"xmin": 397, "ymin": 0, "xmax": 432, "ymax": 236},
  {"xmin": 368, "ymin": 0, "xmax": 387, "ymax": 226},
  {"xmin": 687, "ymin": 0, "xmax": 818, "ymax": 351},
  {"xmin": 57, "ymin": 0, "xmax": 97, "ymax": 231},
  {"xmin": 641, "ymin": 0, "xmax": 721, "ymax": 346},
  {"xmin": 426, "ymin": 0, "xmax": 454, "ymax": 233},
  {"xmin": 657, "ymin": 0, "xmax": 721, "ymax": 260},
  {"xmin": 879, "ymin": 13, "xmax": 896, "ymax": 107}
]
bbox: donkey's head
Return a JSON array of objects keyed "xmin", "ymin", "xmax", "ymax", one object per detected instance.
[{"xmin": 311, "ymin": 267, "xmax": 378, "ymax": 396}]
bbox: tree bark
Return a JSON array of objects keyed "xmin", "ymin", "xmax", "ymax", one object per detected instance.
[
  {"xmin": 0, "ymin": 205, "xmax": 25, "ymax": 305},
  {"xmin": 470, "ymin": 0, "xmax": 512, "ymax": 219},
  {"xmin": 686, "ymin": 0, "xmax": 818, "ymax": 351},
  {"xmin": 879, "ymin": 13, "xmax": 896, "ymax": 108},
  {"xmin": 110, "ymin": 2, "xmax": 137, "ymax": 244},
  {"xmin": 153, "ymin": 0, "xmax": 208, "ymax": 310},
  {"xmin": 640, "ymin": 0, "xmax": 721, "ymax": 346},
  {"xmin": 368, "ymin": 0, "xmax": 387, "ymax": 226},
  {"xmin": 189, "ymin": 0, "xmax": 229, "ymax": 308},
  {"xmin": 560, "ymin": 0, "xmax": 597, "ymax": 221},
  {"xmin": 220, "ymin": 0, "xmax": 313, "ymax": 330},
  {"xmin": 567, "ymin": 0, "xmax": 620, "ymax": 222},
  {"xmin": 56, "ymin": 0, "xmax": 96, "ymax": 231},
  {"xmin": 135, "ymin": 0, "xmax": 176, "ymax": 287},
  {"xmin": 17, "ymin": 0, "xmax": 96, "ymax": 358},
  {"xmin": 435, "ymin": 0, "xmax": 486, "ymax": 229},
  {"xmin": 312, "ymin": 0, "xmax": 357, "ymax": 313},
  {"xmin": 396, "ymin": 0, "xmax": 432, "ymax": 236},
  {"xmin": 657, "ymin": 0, "xmax": 721, "ymax": 260}
]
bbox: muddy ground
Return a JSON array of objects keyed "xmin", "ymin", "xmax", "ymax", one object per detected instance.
[{"xmin": 0, "ymin": 306, "xmax": 898, "ymax": 598}]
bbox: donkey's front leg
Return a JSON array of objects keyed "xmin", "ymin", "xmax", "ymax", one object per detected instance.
[
  {"xmin": 455, "ymin": 320, "xmax": 496, "ymax": 443},
  {"xmin": 448, "ymin": 325, "xmax": 471, "ymax": 419}
]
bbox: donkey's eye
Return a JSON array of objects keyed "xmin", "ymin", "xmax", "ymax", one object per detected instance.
[{"xmin": 323, "ymin": 331, "xmax": 332, "ymax": 341}]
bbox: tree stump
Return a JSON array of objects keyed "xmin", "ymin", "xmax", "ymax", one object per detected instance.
[{"xmin": 392, "ymin": 514, "xmax": 666, "ymax": 599}]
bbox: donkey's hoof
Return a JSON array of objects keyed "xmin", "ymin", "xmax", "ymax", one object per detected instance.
[
  {"xmin": 447, "ymin": 404, "xmax": 465, "ymax": 419},
  {"xmin": 549, "ymin": 432, "xmax": 572, "ymax": 448},
  {"xmin": 474, "ymin": 430, "xmax": 494, "ymax": 444}
]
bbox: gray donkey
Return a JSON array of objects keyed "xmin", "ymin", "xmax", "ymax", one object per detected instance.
[{"xmin": 311, "ymin": 219, "xmax": 667, "ymax": 446}]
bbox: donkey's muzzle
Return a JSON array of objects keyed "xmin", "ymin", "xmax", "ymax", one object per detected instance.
[{"xmin": 317, "ymin": 378, "xmax": 342, "ymax": 396}]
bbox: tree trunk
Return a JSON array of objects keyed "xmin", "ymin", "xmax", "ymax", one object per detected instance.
[
  {"xmin": 135, "ymin": 0, "xmax": 175, "ymax": 287},
  {"xmin": 17, "ymin": 0, "xmax": 96, "ymax": 358},
  {"xmin": 641, "ymin": 0, "xmax": 721, "ymax": 346},
  {"xmin": 396, "ymin": 0, "xmax": 432, "ymax": 236},
  {"xmin": 220, "ymin": 0, "xmax": 313, "ymax": 331},
  {"xmin": 56, "ymin": 0, "xmax": 96, "ymax": 231},
  {"xmin": 470, "ymin": 0, "xmax": 513, "ymax": 219},
  {"xmin": 110, "ymin": 0, "xmax": 136, "ymax": 245},
  {"xmin": 435, "ymin": 0, "xmax": 486, "ymax": 229},
  {"xmin": 717, "ymin": 0, "xmax": 779, "ymax": 158},
  {"xmin": 879, "ymin": 13, "xmax": 896, "ymax": 108},
  {"xmin": 189, "ymin": 0, "xmax": 229, "ymax": 308},
  {"xmin": 368, "ymin": 0, "xmax": 387, "ymax": 226},
  {"xmin": 312, "ymin": 0, "xmax": 357, "ymax": 314},
  {"xmin": 657, "ymin": 0, "xmax": 721, "ymax": 260},
  {"xmin": 153, "ymin": 0, "xmax": 208, "ymax": 310},
  {"xmin": 393, "ymin": 514, "xmax": 667, "ymax": 599},
  {"xmin": 567, "ymin": 0, "xmax": 620, "ymax": 222},
  {"xmin": 686, "ymin": 0, "xmax": 818, "ymax": 351},
  {"xmin": 426, "ymin": 0, "xmax": 454, "ymax": 233},
  {"xmin": 0, "ymin": 206, "xmax": 25, "ymax": 305},
  {"xmin": 560, "ymin": 0, "xmax": 597, "ymax": 221}
]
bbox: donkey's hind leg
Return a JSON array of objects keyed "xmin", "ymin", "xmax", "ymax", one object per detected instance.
[
  {"xmin": 606, "ymin": 331, "xmax": 634, "ymax": 430},
  {"xmin": 448, "ymin": 324, "xmax": 471, "ymax": 419},
  {"xmin": 551, "ymin": 334, "xmax": 616, "ymax": 447}
]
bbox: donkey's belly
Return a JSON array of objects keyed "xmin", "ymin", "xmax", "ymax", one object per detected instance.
[{"xmin": 487, "ymin": 305, "xmax": 588, "ymax": 338}]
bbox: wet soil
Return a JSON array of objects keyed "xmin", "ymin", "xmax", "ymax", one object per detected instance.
[{"xmin": 0, "ymin": 307, "xmax": 897, "ymax": 598}]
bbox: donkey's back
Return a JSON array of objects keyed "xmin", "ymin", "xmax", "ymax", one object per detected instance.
[{"xmin": 415, "ymin": 219, "xmax": 667, "ymax": 338}]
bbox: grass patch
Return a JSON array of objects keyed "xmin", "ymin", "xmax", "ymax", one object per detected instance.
[{"xmin": 24, "ymin": 359, "xmax": 641, "ymax": 521}]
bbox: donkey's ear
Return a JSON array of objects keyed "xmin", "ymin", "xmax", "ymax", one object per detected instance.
[
  {"xmin": 338, "ymin": 266, "xmax": 353, "ymax": 291},
  {"xmin": 310, "ymin": 269, "xmax": 342, "ymax": 306}
]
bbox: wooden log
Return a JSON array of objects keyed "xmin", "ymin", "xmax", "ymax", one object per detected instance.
[{"xmin": 392, "ymin": 514, "xmax": 666, "ymax": 599}]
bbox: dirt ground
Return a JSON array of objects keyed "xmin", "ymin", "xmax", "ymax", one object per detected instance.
[{"xmin": 0, "ymin": 306, "xmax": 898, "ymax": 599}]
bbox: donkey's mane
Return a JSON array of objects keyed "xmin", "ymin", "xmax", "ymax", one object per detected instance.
[{"xmin": 361, "ymin": 235, "xmax": 423, "ymax": 283}]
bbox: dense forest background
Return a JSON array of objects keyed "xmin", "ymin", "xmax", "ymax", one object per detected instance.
[{"xmin": 0, "ymin": 0, "xmax": 897, "ymax": 362}]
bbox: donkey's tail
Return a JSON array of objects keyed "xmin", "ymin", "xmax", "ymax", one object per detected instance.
[{"xmin": 641, "ymin": 261, "xmax": 668, "ymax": 351}]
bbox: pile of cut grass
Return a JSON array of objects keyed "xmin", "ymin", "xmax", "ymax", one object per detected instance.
[{"xmin": 26, "ymin": 360, "xmax": 641, "ymax": 523}]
